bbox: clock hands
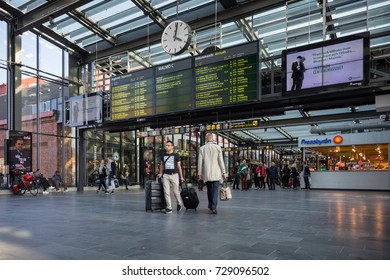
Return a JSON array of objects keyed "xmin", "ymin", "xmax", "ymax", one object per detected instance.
[
  {"xmin": 173, "ymin": 24, "xmax": 183, "ymax": 41},
  {"xmin": 173, "ymin": 22, "xmax": 179, "ymax": 41},
  {"xmin": 162, "ymin": 20, "xmax": 191, "ymax": 55}
]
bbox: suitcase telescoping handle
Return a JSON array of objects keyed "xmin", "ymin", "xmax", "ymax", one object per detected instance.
[{"xmin": 179, "ymin": 180, "xmax": 189, "ymax": 191}]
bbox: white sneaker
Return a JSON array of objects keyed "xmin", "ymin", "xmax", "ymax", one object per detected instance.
[
  {"xmin": 49, "ymin": 186, "xmax": 55, "ymax": 190},
  {"xmin": 64, "ymin": 189, "xmax": 68, "ymax": 192},
  {"xmin": 43, "ymin": 191, "xmax": 49, "ymax": 195}
]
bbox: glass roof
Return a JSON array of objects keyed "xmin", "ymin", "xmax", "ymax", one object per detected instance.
[
  {"xmin": 2, "ymin": 0, "xmax": 390, "ymax": 146},
  {"xmin": 5, "ymin": 0, "xmax": 390, "ymax": 59}
]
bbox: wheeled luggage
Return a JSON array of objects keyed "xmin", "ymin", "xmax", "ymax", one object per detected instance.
[
  {"xmin": 180, "ymin": 186, "xmax": 199, "ymax": 210},
  {"xmin": 145, "ymin": 179, "xmax": 166, "ymax": 212}
]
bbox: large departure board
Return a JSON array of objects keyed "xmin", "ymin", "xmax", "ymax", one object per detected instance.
[
  {"xmin": 110, "ymin": 68, "xmax": 154, "ymax": 121},
  {"xmin": 109, "ymin": 42, "xmax": 260, "ymax": 122},
  {"xmin": 155, "ymin": 58, "xmax": 193, "ymax": 114},
  {"xmin": 194, "ymin": 42, "xmax": 258, "ymax": 108}
]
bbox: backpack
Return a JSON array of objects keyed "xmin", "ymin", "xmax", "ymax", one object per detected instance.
[{"xmin": 239, "ymin": 166, "xmax": 248, "ymax": 176}]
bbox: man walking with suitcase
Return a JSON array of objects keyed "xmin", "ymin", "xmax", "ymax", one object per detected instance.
[
  {"xmin": 158, "ymin": 140, "xmax": 184, "ymax": 214},
  {"xmin": 198, "ymin": 133, "xmax": 226, "ymax": 214}
]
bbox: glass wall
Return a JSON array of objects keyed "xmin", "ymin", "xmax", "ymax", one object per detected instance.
[
  {"xmin": 85, "ymin": 130, "xmax": 137, "ymax": 187},
  {"xmin": 0, "ymin": 26, "xmax": 76, "ymax": 187},
  {"xmin": 0, "ymin": 21, "xmax": 8, "ymax": 186},
  {"xmin": 304, "ymin": 144, "xmax": 389, "ymax": 171}
]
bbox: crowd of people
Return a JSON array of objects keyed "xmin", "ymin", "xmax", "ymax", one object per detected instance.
[
  {"xmin": 88, "ymin": 156, "xmax": 133, "ymax": 194},
  {"xmin": 229, "ymin": 160, "xmax": 312, "ymax": 191}
]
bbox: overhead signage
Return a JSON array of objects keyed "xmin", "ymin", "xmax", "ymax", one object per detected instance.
[
  {"xmin": 300, "ymin": 138, "xmax": 333, "ymax": 146},
  {"xmin": 136, "ymin": 120, "xmax": 262, "ymax": 137},
  {"xmin": 229, "ymin": 119, "xmax": 260, "ymax": 130},
  {"xmin": 206, "ymin": 120, "xmax": 260, "ymax": 131},
  {"xmin": 194, "ymin": 41, "xmax": 259, "ymax": 108},
  {"xmin": 110, "ymin": 68, "xmax": 154, "ymax": 120},
  {"xmin": 299, "ymin": 134, "xmax": 346, "ymax": 147},
  {"xmin": 223, "ymin": 145, "xmax": 273, "ymax": 151},
  {"xmin": 155, "ymin": 58, "xmax": 193, "ymax": 114},
  {"xmin": 109, "ymin": 41, "xmax": 260, "ymax": 122},
  {"xmin": 206, "ymin": 123, "xmax": 229, "ymax": 131}
]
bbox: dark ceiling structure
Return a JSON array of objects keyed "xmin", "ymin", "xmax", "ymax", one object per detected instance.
[{"xmin": 1, "ymin": 0, "xmax": 390, "ymax": 150}]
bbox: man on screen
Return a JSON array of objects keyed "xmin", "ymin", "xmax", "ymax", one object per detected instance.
[
  {"xmin": 291, "ymin": 56, "xmax": 306, "ymax": 91},
  {"xmin": 73, "ymin": 101, "xmax": 80, "ymax": 123},
  {"xmin": 10, "ymin": 137, "xmax": 32, "ymax": 171}
]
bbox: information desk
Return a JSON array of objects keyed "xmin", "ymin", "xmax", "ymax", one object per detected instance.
[{"xmin": 310, "ymin": 170, "xmax": 390, "ymax": 190}]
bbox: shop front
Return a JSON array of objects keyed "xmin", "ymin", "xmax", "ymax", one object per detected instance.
[{"xmin": 299, "ymin": 131, "xmax": 390, "ymax": 190}]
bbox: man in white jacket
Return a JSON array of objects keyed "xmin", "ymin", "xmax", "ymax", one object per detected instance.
[{"xmin": 198, "ymin": 133, "xmax": 226, "ymax": 214}]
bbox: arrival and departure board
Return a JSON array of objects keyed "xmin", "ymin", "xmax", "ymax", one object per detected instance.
[
  {"xmin": 110, "ymin": 68, "xmax": 154, "ymax": 121},
  {"xmin": 155, "ymin": 58, "xmax": 193, "ymax": 114},
  {"xmin": 194, "ymin": 42, "xmax": 258, "ymax": 108},
  {"xmin": 109, "ymin": 42, "xmax": 260, "ymax": 121}
]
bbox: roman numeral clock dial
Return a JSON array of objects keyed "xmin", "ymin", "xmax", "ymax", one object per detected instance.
[{"xmin": 161, "ymin": 20, "xmax": 192, "ymax": 55}]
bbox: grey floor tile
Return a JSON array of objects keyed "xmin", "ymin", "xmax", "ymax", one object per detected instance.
[{"xmin": 1, "ymin": 188, "xmax": 390, "ymax": 260}]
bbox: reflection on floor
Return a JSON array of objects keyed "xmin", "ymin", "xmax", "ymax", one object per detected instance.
[{"xmin": 0, "ymin": 186, "xmax": 389, "ymax": 260}]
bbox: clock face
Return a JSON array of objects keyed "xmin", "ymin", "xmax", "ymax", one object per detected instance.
[{"xmin": 161, "ymin": 20, "xmax": 192, "ymax": 55}]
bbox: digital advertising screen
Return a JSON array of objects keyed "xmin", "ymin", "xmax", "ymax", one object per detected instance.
[
  {"xmin": 69, "ymin": 95, "xmax": 85, "ymax": 126},
  {"xmin": 282, "ymin": 32, "xmax": 370, "ymax": 94},
  {"xmin": 7, "ymin": 130, "xmax": 32, "ymax": 172},
  {"xmin": 69, "ymin": 93, "xmax": 102, "ymax": 126}
]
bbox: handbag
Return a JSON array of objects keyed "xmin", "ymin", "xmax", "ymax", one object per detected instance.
[
  {"xmin": 220, "ymin": 182, "xmax": 232, "ymax": 201},
  {"xmin": 239, "ymin": 166, "xmax": 248, "ymax": 176}
]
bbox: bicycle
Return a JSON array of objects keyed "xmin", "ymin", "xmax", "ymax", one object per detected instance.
[{"xmin": 11, "ymin": 170, "xmax": 39, "ymax": 196}]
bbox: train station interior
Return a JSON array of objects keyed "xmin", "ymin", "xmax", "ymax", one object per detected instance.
[{"xmin": 0, "ymin": 0, "xmax": 390, "ymax": 261}]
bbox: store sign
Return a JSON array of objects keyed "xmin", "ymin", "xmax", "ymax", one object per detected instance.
[
  {"xmin": 300, "ymin": 138, "xmax": 332, "ymax": 145},
  {"xmin": 300, "ymin": 135, "xmax": 344, "ymax": 146},
  {"xmin": 333, "ymin": 135, "xmax": 343, "ymax": 144}
]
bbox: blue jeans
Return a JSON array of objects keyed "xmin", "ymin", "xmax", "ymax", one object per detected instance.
[{"xmin": 206, "ymin": 181, "xmax": 219, "ymax": 210}]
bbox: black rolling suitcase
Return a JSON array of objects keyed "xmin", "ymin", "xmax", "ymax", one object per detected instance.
[
  {"xmin": 180, "ymin": 185, "xmax": 199, "ymax": 210},
  {"xmin": 145, "ymin": 179, "xmax": 166, "ymax": 212}
]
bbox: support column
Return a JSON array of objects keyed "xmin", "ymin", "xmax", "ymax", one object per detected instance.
[{"xmin": 8, "ymin": 22, "xmax": 22, "ymax": 131}]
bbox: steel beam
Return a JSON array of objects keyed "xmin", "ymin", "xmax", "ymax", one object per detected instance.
[
  {"xmin": 15, "ymin": 0, "xmax": 94, "ymax": 34},
  {"xmin": 67, "ymin": 9, "xmax": 117, "ymax": 45},
  {"xmin": 132, "ymin": 0, "xmax": 167, "ymax": 29},
  {"xmin": 82, "ymin": 0, "xmax": 289, "ymax": 63}
]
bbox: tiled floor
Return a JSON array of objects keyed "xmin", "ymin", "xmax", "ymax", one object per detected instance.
[{"xmin": 0, "ymin": 186, "xmax": 389, "ymax": 260}]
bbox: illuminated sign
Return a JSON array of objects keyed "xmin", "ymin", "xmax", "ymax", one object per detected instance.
[
  {"xmin": 110, "ymin": 42, "xmax": 260, "ymax": 121},
  {"xmin": 155, "ymin": 58, "xmax": 193, "ymax": 114},
  {"xmin": 69, "ymin": 93, "xmax": 102, "ymax": 127},
  {"xmin": 300, "ymin": 138, "xmax": 332, "ymax": 145},
  {"xmin": 282, "ymin": 32, "xmax": 369, "ymax": 94},
  {"xmin": 229, "ymin": 119, "xmax": 260, "ymax": 130},
  {"xmin": 194, "ymin": 41, "xmax": 259, "ymax": 109},
  {"xmin": 300, "ymin": 136, "xmax": 343, "ymax": 146},
  {"xmin": 333, "ymin": 135, "xmax": 343, "ymax": 144},
  {"xmin": 110, "ymin": 68, "xmax": 154, "ymax": 121}
]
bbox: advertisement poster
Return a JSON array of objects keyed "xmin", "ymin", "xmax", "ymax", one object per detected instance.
[
  {"xmin": 69, "ymin": 94, "xmax": 102, "ymax": 126},
  {"xmin": 8, "ymin": 130, "xmax": 32, "ymax": 172}
]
